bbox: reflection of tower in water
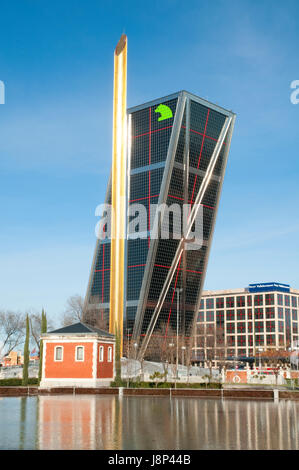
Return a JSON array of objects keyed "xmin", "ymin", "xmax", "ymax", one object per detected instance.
[{"xmin": 33, "ymin": 396, "xmax": 299, "ymax": 450}]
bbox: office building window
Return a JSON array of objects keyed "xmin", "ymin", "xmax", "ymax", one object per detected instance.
[
  {"xmin": 265, "ymin": 294, "xmax": 274, "ymax": 305},
  {"xmin": 237, "ymin": 323, "xmax": 246, "ymax": 333},
  {"xmin": 238, "ymin": 349, "xmax": 246, "ymax": 356},
  {"xmin": 216, "ymin": 311, "xmax": 224, "ymax": 326},
  {"xmin": 285, "ymin": 309, "xmax": 291, "ymax": 344},
  {"xmin": 266, "ymin": 307, "xmax": 275, "ymax": 319},
  {"xmin": 206, "ymin": 298, "xmax": 214, "ymax": 309},
  {"xmin": 254, "ymin": 308, "xmax": 264, "ymax": 319},
  {"xmin": 198, "ymin": 311, "xmax": 204, "ymax": 322},
  {"xmin": 254, "ymin": 295, "xmax": 263, "ymax": 306},
  {"xmin": 266, "ymin": 335, "xmax": 275, "ymax": 345},
  {"xmin": 256, "ymin": 335, "xmax": 264, "ymax": 346},
  {"xmin": 226, "ymin": 297, "xmax": 234, "ymax": 308},
  {"xmin": 292, "ymin": 310, "xmax": 298, "ymax": 321},
  {"xmin": 206, "ymin": 324, "xmax": 214, "ymax": 335},
  {"xmin": 266, "ymin": 321, "xmax": 275, "ymax": 333},
  {"xmin": 255, "ymin": 322, "xmax": 264, "ymax": 333},
  {"xmin": 226, "ymin": 310, "xmax": 234, "ymax": 321},
  {"xmin": 237, "ymin": 296, "xmax": 245, "ymax": 307},
  {"xmin": 206, "ymin": 311, "xmax": 214, "ymax": 322},
  {"xmin": 237, "ymin": 309, "xmax": 245, "ymax": 320},
  {"xmin": 278, "ymin": 307, "xmax": 283, "ymax": 319},
  {"xmin": 278, "ymin": 335, "xmax": 284, "ymax": 346}
]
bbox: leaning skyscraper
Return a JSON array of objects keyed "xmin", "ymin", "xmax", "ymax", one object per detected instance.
[{"xmin": 84, "ymin": 88, "xmax": 235, "ymax": 360}]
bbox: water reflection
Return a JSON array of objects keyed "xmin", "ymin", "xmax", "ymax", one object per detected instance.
[
  {"xmin": 19, "ymin": 397, "xmax": 27, "ymax": 450},
  {"xmin": 38, "ymin": 395, "xmax": 120, "ymax": 449},
  {"xmin": 0, "ymin": 395, "xmax": 298, "ymax": 449}
]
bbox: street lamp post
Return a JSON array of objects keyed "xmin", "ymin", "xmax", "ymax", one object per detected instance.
[
  {"xmin": 175, "ymin": 288, "xmax": 183, "ymax": 389},
  {"xmin": 126, "ymin": 328, "xmax": 131, "ymax": 388},
  {"xmin": 133, "ymin": 342, "xmax": 138, "ymax": 380},
  {"xmin": 258, "ymin": 347, "xmax": 263, "ymax": 372},
  {"xmin": 181, "ymin": 346, "xmax": 186, "ymax": 366},
  {"xmin": 169, "ymin": 343, "xmax": 174, "ymax": 381}
]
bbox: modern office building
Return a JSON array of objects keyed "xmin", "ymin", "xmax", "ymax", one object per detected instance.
[
  {"xmin": 193, "ymin": 282, "xmax": 299, "ymax": 363},
  {"xmin": 84, "ymin": 90, "xmax": 235, "ymax": 358}
]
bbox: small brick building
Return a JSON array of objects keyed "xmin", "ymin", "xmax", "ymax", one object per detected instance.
[{"xmin": 39, "ymin": 322, "xmax": 115, "ymax": 388}]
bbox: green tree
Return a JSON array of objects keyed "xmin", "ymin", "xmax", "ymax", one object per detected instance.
[
  {"xmin": 22, "ymin": 314, "xmax": 30, "ymax": 386},
  {"xmin": 149, "ymin": 371, "xmax": 166, "ymax": 388},
  {"xmin": 38, "ymin": 310, "xmax": 47, "ymax": 384},
  {"xmin": 114, "ymin": 326, "xmax": 122, "ymax": 386}
]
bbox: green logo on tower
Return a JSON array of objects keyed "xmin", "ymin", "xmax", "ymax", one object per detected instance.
[{"xmin": 155, "ymin": 104, "xmax": 173, "ymax": 122}]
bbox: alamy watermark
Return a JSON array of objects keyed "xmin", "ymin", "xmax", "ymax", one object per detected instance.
[
  {"xmin": 0, "ymin": 80, "xmax": 5, "ymax": 104},
  {"xmin": 95, "ymin": 201, "xmax": 204, "ymax": 251},
  {"xmin": 290, "ymin": 80, "xmax": 299, "ymax": 104}
]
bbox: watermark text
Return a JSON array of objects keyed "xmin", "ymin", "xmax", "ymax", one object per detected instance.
[
  {"xmin": 0, "ymin": 80, "xmax": 5, "ymax": 104},
  {"xmin": 290, "ymin": 80, "xmax": 299, "ymax": 104},
  {"xmin": 95, "ymin": 202, "xmax": 204, "ymax": 251}
]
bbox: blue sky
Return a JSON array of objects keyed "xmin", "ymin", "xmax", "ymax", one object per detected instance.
[{"xmin": 0, "ymin": 0, "xmax": 298, "ymax": 327}]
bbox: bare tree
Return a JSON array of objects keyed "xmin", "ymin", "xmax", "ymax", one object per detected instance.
[
  {"xmin": 199, "ymin": 324, "xmax": 227, "ymax": 382},
  {"xmin": 63, "ymin": 295, "xmax": 84, "ymax": 326},
  {"xmin": 83, "ymin": 307, "xmax": 109, "ymax": 331},
  {"xmin": 261, "ymin": 348, "xmax": 290, "ymax": 384},
  {"xmin": 0, "ymin": 311, "xmax": 26, "ymax": 356},
  {"xmin": 144, "ymin": 323, "xmax": 182, "ymax": 379},
  {"xmin": 63, "ymin": 295, "xmax": 109, "ymax": 331},
  {"xmin": 184, "ymin": 334, "xmax": 195, "ymax": 383},
  {"xmin": 30, "ymin": 311, "xmax": 54, "ymax": 354}
]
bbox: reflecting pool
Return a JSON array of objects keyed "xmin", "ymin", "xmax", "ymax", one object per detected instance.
[{"xmin": 0, "ymin": 395, "xmax": 298, "ymax": 449}]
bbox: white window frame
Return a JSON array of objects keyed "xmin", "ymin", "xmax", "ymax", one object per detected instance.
[
  {"xmin": 75, "ymin": 345, "xmax": 85, "ymax": 362},
  {"xmin": 99, "ymin": 345, "xmax": 104, "ymax": 362},
  {"xmin": 54, "ymin": 346, "xmax": 63, "ymax": 362},
  {"xmin": 108, "ymin": 346, "xmax": 112, "ymax": 362}
]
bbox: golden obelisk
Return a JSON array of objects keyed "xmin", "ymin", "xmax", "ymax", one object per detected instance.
[{"xmin": 109, "ymin": 34, "xmax": 127, "ymax": 356}]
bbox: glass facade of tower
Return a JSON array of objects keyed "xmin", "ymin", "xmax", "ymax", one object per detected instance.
[
  {"xmin": 126, "ymin": 97, "xmax": 178, "ymax": 334},
  {"xmin": 84, "ymin": 91, "xmax": 235, "ymax": 356}
]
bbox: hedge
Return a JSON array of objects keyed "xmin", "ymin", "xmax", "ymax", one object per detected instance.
[
  {"xmin": 0, "ymin": 378, "xmax": 38, "ymax": 386},
  {"xmin": 111, "ymin": 380, "xmax": 222, "ymax": 389}
]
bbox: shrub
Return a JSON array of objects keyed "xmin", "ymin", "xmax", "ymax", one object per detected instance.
[
  {"xmin": 110, "ymin": 379, "xmax": 127, "ymax": 388},
  {"xmin": 110, "ymin": 380, "xmax": 222, "ymax": 389},
  {"xmin": 0, "ymin": 378, "xmax": 38, "ymax": 386}
]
